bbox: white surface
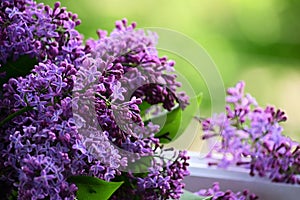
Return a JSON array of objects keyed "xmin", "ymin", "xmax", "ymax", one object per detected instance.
[{"xmin": 184, "ymin": 152, "xmax": 300, "ymax": 200}]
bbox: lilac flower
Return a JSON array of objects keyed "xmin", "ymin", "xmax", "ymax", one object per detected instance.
[
  {"xmin": 33, "ymin": 170, "xmax": 56, "ymax": 188},
  {"xmin": 201, "ymin": 81, "xmax": 300, "ymax": 184},
  {"xmin": 51, "ymin": 75, "xmax": 68, "ymax": 94},
  {"xmin": 195, "ymin": 182, "xmax": 258, "ymax": 200},
  {"xmin": 111, "ymin": 81, "xmax": 126, "ymax": 101}
]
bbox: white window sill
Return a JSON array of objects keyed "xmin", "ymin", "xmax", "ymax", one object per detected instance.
[{"xmin": 184, "ymin": 151, "xmax": 300, "ymax": 200}]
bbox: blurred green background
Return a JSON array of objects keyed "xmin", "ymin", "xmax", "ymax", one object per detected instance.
[{"xmin": 38, "ymin": 0, "xmax": 300, "ymax": 141}]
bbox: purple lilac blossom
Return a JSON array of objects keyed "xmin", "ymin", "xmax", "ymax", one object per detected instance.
[
  {"xmin": 0, "ymin": 61, "xmax": 125, "ymax": 199},
  {"xmin": 111, "ymin": 150, "xmax": 190, "ymax": 200},
  {"xmin": 195, "ymin": 182, "xmax": 258, "ymax": 200},
  {"xmin": 201, "ymin": 81, "xmax": 300, "ymax": 184},
  {"xmin": 85, "ymin": 18, "xmax": 189, "ymax": 111},
  {"xmin": 77, "ymin": 18, "xmax": 189, "ymax": 152},
  {"xmin": 0, "ymin": 1, "xmax": 190, "ymax": 199},
  {"xmin": 0, "ymin": 0, "xmax": 84, "ymax": 66},
  {"xmin": 76, "ymin": 18, "xmax": 190, "ymax": 199}
]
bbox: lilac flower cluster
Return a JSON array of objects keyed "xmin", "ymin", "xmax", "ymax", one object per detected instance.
[
  {"xmin": 0, "ymin": 0, "xmax": 83, "ymax": 65},
  {"xmin": 0, "ymin": 1, "xmax": 190, "ymax": 199},
  {"xmin": 76, "ymin": 18, "xmax": 189, "ymax": 199},
  {"xmin": 111, "ymin": 150, "xmax": 190, "ymax": 200},
  {"xmin": 195, "ymin": 182, "xmax": 258, "ymax": 200},
  {"xmin": 135, "ymin": 150, "xmax": 190, "ymax": 199},
  {"xmin": 0, "ymin": 1, "xmax": 89, "ymax": 199},
  {"xmin": 0, "ymin": 61, "xmax": 126, "ymax": 199},
  {"xmin": 201, "ymin": 81, "xmax": 300, "ymax": 184},
  {"xmin": 85, "ymin": 19, "xmax": 189, "ymax": 111}
]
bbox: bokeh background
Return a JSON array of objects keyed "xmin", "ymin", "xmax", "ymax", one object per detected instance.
[{"xmin": 38, "ymin": 0, "xmax": 300, "ymax": 142}]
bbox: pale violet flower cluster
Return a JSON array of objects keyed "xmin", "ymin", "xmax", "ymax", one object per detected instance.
[
  {"xmin": 195, "ymin": 182, "xmax": 258, "ymax": 200},
  {"xmin": 201, "ymin": 81, "xmax": 300, "ymax": 184}
]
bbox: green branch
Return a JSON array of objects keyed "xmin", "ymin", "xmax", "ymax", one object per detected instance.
[{"xmin": 0, "ymin": 106, "xmax": 33, "ymax": 127}]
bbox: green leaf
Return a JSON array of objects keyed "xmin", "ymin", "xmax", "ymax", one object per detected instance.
[
  {"xmin": 0, "ymin": 55, "xmax": 37, "ymax": 90},
  {"xmin": 139, "ymin": 93, "xmax": 202, "ymax": 143},
  {"xmin": 0, "ymin": 106, "xmax": 33, "ymax": 127},
  {"xmin": 150, "ymin": 93, "xmax": 202, "ymax": 143},
  {"xmin": 67, "ymin": 176, "xmax": 123, "ymax": 200},
  {"xmin": 8, "ymin": 190, "xmax": 18, "ymax": 200},
  {"xmin": 181, "ymin": 190, "xmax": 212, "ymax": 200},
  {"xmin": 196, "ymin": 93, "xmax": 203, "ymax": 105},
  {"xmin": 138, "ymin": 101, "xmax": 152, "ymax": 118},
  {"xmin": 153, "ymin": 105, "xmax": 182, "ymax": 143},
  {"xmin": 126, "ymin": 155, "xmax": 153, "ymax": 173},
  {"xmin": 177, "ymin": 93, "xmax": 203, "ymax": 139}
]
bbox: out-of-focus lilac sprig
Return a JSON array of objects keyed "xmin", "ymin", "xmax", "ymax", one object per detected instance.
[
  {"xmin": 195, "ymin": 182, "xmax": 258, "ymax": 200},
  {"xmin": 201, "ymin": 81, "xmax": 300, "ymax": 184}
]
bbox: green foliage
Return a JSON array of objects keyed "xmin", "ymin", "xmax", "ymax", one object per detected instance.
[
  {"xmin": 67, "ymin": 176, "xmax": 123, "ymax": 200},
  {"xmin": 126, "ymin": 155, "xmax": 153, "ymax": 173},
  {"xmin": 178, "ymin": 93, "xmax": 202, "ymax": 139},
  {"xmin": 153, "ymin": 104, "xmax": 182, "ymax": 143},
  {"xmin": 138, "ymin": 101, "xmax": 152, "ymax": 118},
  {"xmin": 0, "ymin": 106, "xmax": 33, "ymax": 127},
  {"xmin": 8, "ymin": 190, "xmax": 18, "ymax": 200},
  {"xmin": 146, "ymin": 93, "xmax": 202, "ymax": 143},
  {"xmin": 0, "ymin": 55, "xmax": 37, "ymax": 91}
]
